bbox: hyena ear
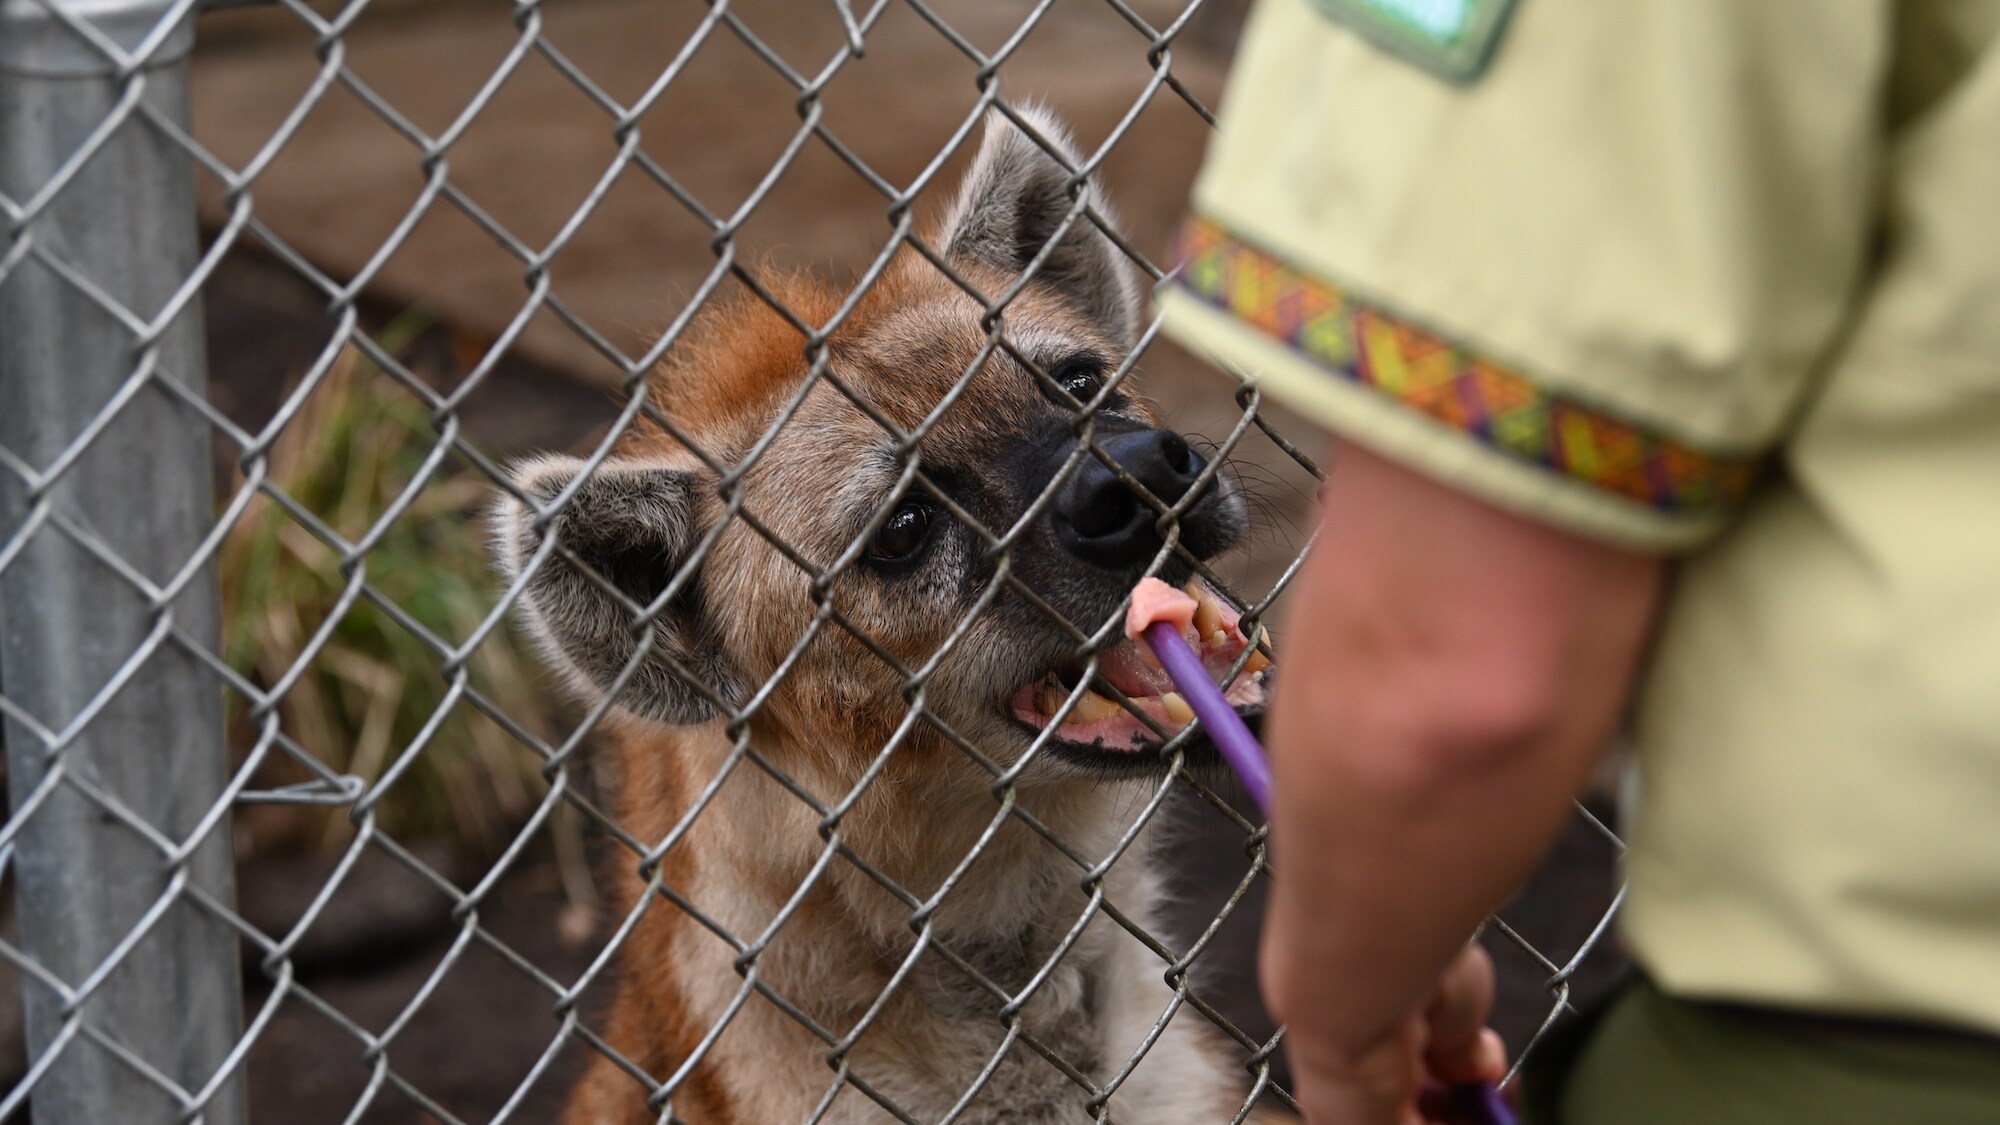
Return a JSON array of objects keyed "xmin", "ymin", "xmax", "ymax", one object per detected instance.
[
  {"xmin": 937, "ymin": 105, "xmax": 1142, "ymax": 344},
  {"xmin": 493, "ymin": 455, "xmax": 740, "ymax": 725}
]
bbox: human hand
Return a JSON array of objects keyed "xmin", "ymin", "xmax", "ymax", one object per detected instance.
[{"xmin": 1282, "ymin": 943, "xmax": 1507, "ymax": 1125}]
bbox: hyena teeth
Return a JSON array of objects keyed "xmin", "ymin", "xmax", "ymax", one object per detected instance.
[
  {"xmin": 1244, "ymin": 627, "xmax": 1272, "ymax": 675},
  {"xmin": 1162, "ymin": 692, "xmax": 1194, "ymax": 725},
  {"xmin": 1190, "ymin": 583, "xmax": 1223, "ymax": 641},
  {"xmin": 1037, "ymin": 682, "xmax": 1067, "ymax": 718},
  {"xmin": 1071, "ymin": 688, "xmax": 1123, "ymax": 723}
]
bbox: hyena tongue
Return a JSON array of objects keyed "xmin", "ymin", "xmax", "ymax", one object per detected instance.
[{"xmin": 1095, "ymin": 640, "xmax": 1176, "ymax": 699}]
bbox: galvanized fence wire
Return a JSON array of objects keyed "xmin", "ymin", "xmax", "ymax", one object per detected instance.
[{"xmin": 0, "ymin": 0, "xmax": 1628, "ymax": 1121}]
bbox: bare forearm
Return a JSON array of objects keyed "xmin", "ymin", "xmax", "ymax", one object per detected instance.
[
  {"xmin": 1260, "ymin": 445, "xmax": 1662, "ymax": 1066},
  {"xmin": 1261, "ymin": 629, "xmax": 1613, "ymax": 1060}
]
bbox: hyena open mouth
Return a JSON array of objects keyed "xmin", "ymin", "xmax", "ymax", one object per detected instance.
[{"xmin": 1009, "ymin": 579, "xmax": 1270, "ymax": 757}]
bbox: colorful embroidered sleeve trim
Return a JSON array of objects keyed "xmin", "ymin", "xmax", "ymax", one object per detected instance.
[{"xmin": 1171, "ymin": 215, "xmax": 1762, "ymax": 517}]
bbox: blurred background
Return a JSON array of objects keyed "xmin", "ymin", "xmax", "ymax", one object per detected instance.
[{"xmin": 1, "ymin": 0, "xmax": 1622, "ymax": 1120}]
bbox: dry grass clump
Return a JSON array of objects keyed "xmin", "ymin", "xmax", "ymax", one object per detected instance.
[{"xmin": 220, "ymin": 315, "xmax": 548, "ymax": 857}]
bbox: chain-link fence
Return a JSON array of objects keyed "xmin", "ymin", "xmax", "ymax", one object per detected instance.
[{"xmin": 0, "ymin": 0, "xmax": 1629, "ymax": 1121}]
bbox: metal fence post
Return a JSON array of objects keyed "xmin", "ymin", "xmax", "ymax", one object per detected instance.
[{"xmin": 0, "ymin": 1, "xmax": 247, "ymax": 1122}]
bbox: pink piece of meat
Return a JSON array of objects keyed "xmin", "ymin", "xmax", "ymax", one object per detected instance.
[{"xmin": 1124, "ymin": 577, "xmax": 1197, "ymax": 642}]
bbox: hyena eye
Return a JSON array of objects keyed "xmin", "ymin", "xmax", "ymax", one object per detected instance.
[
  {"xmin": 1051, "ymin": 356, "xmax": 1105, "ymax": 401},
  {"xmin": 869, "ymin": 500, "xmax": 933, "ymax": 563}
]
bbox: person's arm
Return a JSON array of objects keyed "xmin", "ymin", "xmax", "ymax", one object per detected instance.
[
  {"xmin": 1156, "ymin": 6, "xmax": 1883, "ymax": 1117},
  {"xmin": 1262, "ymin": 442, "xmax": 1665, "ymax": 1123}
]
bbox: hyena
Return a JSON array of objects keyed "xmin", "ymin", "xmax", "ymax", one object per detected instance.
[{"xmin": 494, "ymin": 107, "xmax": 1282, "ymax": 1124}]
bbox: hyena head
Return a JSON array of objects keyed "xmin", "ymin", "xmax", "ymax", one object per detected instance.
[{"xmin": 495, "ymin": 107, "xmax": 1267, "ymax": 791}]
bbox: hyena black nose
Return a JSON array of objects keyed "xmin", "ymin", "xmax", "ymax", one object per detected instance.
[{"xmin": 1054, "ymin": 429, "xmax": 1208, "ymax": 569}]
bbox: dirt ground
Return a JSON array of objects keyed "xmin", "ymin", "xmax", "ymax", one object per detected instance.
[
  {"xmin": 7, "ymin": 1, "xmax": 1626, "ymax": 1119},
  {"xmin": 187, "ymin": 0, "xmax": 1244, "ymax": 389}
]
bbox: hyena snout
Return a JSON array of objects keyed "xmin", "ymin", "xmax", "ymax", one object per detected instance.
[{"xmin": 1052, "ymin": 428, "xmax": 1238, "ymax": 570}]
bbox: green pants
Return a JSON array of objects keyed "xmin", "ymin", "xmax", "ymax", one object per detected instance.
[{"xmin": 1520, "ymin": 977, "xmax": 2000, "ymax": 1124}]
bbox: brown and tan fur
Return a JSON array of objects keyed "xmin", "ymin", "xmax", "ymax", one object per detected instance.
[{"xmin": 496, "ymin": 108, "xmax": 1284, "ymax": 1124}]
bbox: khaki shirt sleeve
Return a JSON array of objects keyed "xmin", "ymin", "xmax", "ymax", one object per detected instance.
[{"xmin": 1157, "ymin": 0, "xmax": 1890, "ymax": 550}]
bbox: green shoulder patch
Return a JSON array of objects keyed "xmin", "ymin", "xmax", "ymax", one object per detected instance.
[{"xmin": 1307, "ymin": 0, "xmax": 1520, "ymax": 83}]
